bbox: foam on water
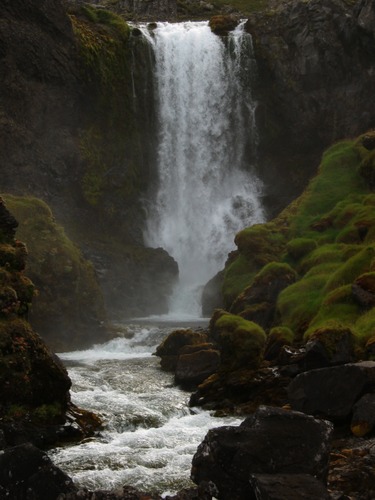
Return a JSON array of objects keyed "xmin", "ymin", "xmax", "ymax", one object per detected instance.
[{"xmin": 52, "ymin": 332, "xmax": 242, "ymax": 495}]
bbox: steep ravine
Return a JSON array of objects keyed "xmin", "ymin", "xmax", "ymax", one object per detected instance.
[{"xmin": 1, "ymin": 0, "xmax": 375, "ymax": 347}]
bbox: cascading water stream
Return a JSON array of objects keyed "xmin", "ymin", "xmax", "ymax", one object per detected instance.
[{"xmin": 144, "ymin": 21, "xmax": 265, "ymax": 318}]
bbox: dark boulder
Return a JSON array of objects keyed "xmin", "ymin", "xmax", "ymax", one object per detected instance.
[
  {"xmin": 287, "ymin": 361, "xmax": 375, "ymax": 419},
  {"xmin": 175, "ymin": 348, "xmax": 220, "ymax": 387},
  {"xmin": 155, "ymin": 329, "xmax": 209, "ymax": 372},
  {"xmin": 250, "ymin": 473, "xmax": 330, "ymax": 500},
  {"xmin": 350, "ymin": 392, "xmax": 375, "ymax": 437},
  {"xmin": 191, "ymin": 406, "xmax": 333, "ymax": 500},
  {"xmin": 0, "ymin": 443, "xmax": 76, "ymax": 499}
]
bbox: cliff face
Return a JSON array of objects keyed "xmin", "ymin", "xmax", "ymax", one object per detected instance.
[
  {"xmin": 0, "ymin": 0, "xmax": 178, "ymax": 340},
  {"xmin": 0, "ymin": 197, "xmax": 72, "ymax": 444},
  {"xmin": 246, "ymin": 0, "xmax": 375, "ymax": 215},
  {"xmin": 2, "ymin": 0, "xmax": 375, "ymax": 340}
]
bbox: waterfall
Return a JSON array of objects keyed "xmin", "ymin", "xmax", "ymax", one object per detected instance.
[{"xmin": 144, "ymin": 21, "xmax": 265, "ymax": 318}]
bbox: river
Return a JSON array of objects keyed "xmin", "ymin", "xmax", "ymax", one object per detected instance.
[{"xmin": 49, "ymin": 321, "xmax": 242, "ymax": 497}]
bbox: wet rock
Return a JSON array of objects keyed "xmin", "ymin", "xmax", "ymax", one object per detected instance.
[
  {"xmin": 191, "ymin": 406, "xmax": 333, "ymax": 500},
  {"xmin": 209, "ymin": 15, "xmax": 238, "ymax": 36},
  {"xmin": 201, "ymin": 270, "xmax": 224, "ymax": 317},
  {"xmin": 175, "ymin": 348, "xmax": 220, "ymax": 387},
  {"xmin": 250, "ymin": 473, "xmax": 330, "ymax": 499},
  {"xmin": 287, "ymin": 361, "xmax": 375, "ymax": 419},
  {"xmin": 0, "ymin": 443, "xmax": 76, "ymax": 499},
  {"xmin": 350, "ymin": 392, "xmax": 375, "ymax": 437},
  {"xmin": 155, "ymin": 329, "xmax": 209, "ymax": 372},
  {"xmin": 190, "ymin": 366, "xmax": 291, "ymax": 412},
  {"xmin": 0, "ymin": 198, "xmax": 18, "ymax": 241}
]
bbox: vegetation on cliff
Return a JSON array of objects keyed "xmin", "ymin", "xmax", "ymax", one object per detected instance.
[
  {"xmin": 2, "ymin": 195, "xmax": 108, "ymax": 352},
  {"xmin": 69, "ymin": 5, "xmax": 149, "ymax": 214},
  {"xmin": 0, "ymin": 198, "xmax": 71, "ymax": 438},
  {"xmin": 221, "ymin": 131, "xmax": 375, "ymax": 357}
]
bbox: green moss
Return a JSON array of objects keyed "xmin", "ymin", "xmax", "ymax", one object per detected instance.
[
  {"xmin": 324, "ymin": 246, "xmax": 375, "ymax": 292},
  {"xmin": 277, "ymin": 274, "xmax": 326, "ymax": 335},
  {"xmin": 32, "ymin": 402, "xmax": 63, "ymax": 423},
  {"xmin": 219, "ymin": 134, "xmax": 375, "ymax": 353},
  {"xmin": 223, "ymin": 223, "xmax": 286, "ymax": 306},
  {"xmin": 70, "ymin": 14, "xmax": 146, "ymax": 209},
  {"xmin": 214, "ymin": 312, "xmax": 266, "ymax": 369},
  {"xmin": 2, "ymin": 195, "xmax": 106, "ymax": 351},
  {"xmin": 268, "ymin": 326, "xmax": 294, "ymax": 343},
  {"xmin": 299, "ymin": 243, "xmax": 358, "ymax": 274},
  {"xmin": 80, "ymin": 5, "xmax": 130, "ymax": 38},
  {"xmin": 222, "ymin": 254, "xmax": 258, "ymax": 307},
  {"xmin": 291, "ymin": 141, "xmax": 363, "ymax": 237},
  {"xmin": 304, "ymin": 320, "xmax": 355, "ymax": 357},
  {"xmin": 355, "ymin": 308, "xmax": 375, "ymax": 343},
  {"xmin": 286, "ymin": 237, "xmax": 317, "ymax": 261},
  {"xmin": 234, "ymin": 223, "xmax": 286, "ymax": 261},
  {"xmin": 254, "ymin": 261, "xmax": 297, "ymax": 283}
]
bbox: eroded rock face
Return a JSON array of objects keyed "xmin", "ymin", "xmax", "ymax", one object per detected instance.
[
  {"xmin": 0, "ymin": 0, "xmax": 175, "ymax": 329},
  {"xmin": 191, "ymin": 406, "xmax": 333, "ymax": 500},
  {"xmin": 246, "ymin": 0, "xmax": 375, "ymax": 216}
]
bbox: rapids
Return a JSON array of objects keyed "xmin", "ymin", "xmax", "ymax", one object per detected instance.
[{"xmin": 50, "ymin": 323, "xmax": 242, "ymax": 496}]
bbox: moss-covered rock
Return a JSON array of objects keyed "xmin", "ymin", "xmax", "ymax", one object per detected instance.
[
  {"xmin": 2, "ymin": 195, "xmax": 108, "ymax": 351},
  {"xmin": 231, "ymin": 262, "xmax": 297, "ymax": 328},
  {"xmin": 215, "ymin": 134, "xmax": 375, "ymax": 402},
  {"xmin": 0, "ymin": 198, "xmax": 80, "ymax": 447},
  {"xmin": 212, "ymin": 312, "xmax": 266, "ymax": 370}
]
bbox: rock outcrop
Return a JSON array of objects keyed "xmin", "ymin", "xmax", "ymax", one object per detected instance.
[
  {"xmin": 246, "ymin": 0, "xmax": 375, "ymax": 216},
  {"xmin": 191, "ymin": 406, "xmax": 333, "ymax": 500},
  {"xmin": 0, "ymin": 198, "xmax": 75, "ymax": 447},
  {"xmin": 0, "ymin": 0, "xmax": 179, "ymax": 340}
]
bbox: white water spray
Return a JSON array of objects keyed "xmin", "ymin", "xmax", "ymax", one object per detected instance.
[{"xmin": 144, "ymin": 21, "xmax": 265, "ymax": 317}]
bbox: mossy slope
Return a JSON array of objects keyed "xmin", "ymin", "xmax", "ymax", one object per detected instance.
[
  {"xmin": 0, "ymin": 197, "xmax": 71, "ymax": 431},
  {"xmin": 221, "ymin": 131, "xmax": 375, "ymax": 354},
  {"xmin": 2, "ymin": 195, "xmax": 108, "ymax": 352}
]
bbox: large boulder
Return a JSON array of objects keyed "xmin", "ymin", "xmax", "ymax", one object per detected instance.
[
  {"xmin": 175, "ymin": 347, "xmax": 220, "ymax": 387},
  {"xmin": 191, "ymin": 406, "xmax": 333, "ymax": 500},
  {"xmin": 287, "ymin": 361, "xmax": 375, "ymax": 419},
  {"xmin": 155, "ymin": 328, "xmax": 209, "ymax": 372},
  {"xmin": 0, "ymin": 443, "xmax": 77, "ymax": 499},
  {"xmin": 210, "ymin": 312, "xmax": 266, "ymax": 371}
]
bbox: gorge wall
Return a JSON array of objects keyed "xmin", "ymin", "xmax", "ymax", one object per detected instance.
[{"xmin": 1, "ymin": 0, "xmax": 375, "ymax": 347}]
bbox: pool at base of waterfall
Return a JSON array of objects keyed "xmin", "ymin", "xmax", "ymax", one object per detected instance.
[{"xmin": 49, "ymin": 322, "xmax": 241, "ymax": 497}]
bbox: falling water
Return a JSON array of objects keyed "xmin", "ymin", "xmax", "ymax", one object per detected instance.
[{"xmin": 144, "ymin": 21, "xmax": 265, "ymax": 317}]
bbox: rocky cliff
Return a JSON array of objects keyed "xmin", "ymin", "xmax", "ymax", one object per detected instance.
[
  {"xmin": 0, "ymin": 197, "xmax": 72, "ymax": 446},
  {"xmin": 246, "ymin": 0, "xmax": 375, "ymax": 215},
  {"xmin": 0, "ymin": 0, "xmax": 178, "ymax": 346},
  {"xmin": 1, "ymin": 0, "xmax": 375, "ymax": 348}
]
